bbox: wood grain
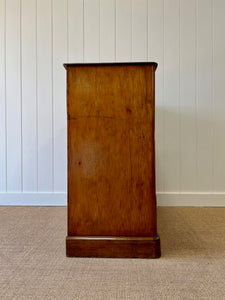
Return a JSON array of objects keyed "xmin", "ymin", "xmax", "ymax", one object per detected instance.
[
  {"xmin": 65, "ymin": 63, "xmax": 160, "ymax": 257},
  {"xmin": 67, "ymin": 63, "xmax": 155, "ymax": 120}
]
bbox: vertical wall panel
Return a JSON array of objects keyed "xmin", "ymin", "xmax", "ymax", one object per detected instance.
[
  {"xmin": 180, "ymin": 0, "xmax": 197, "ymax": 191},
  {"xmin": 164, "ymin": 0, "xmax": 180, "ymax": 191},
  {"xmin": 132, "ymin": 0, "xmax": 147, "ymax": 61},
  {"xmin": 52, "ymin": 0, "xmax": 67, "ymax": 191},
  {"xmin": 0, "ymin": 0, "xmax": 6, "ymax": 191},
  {"xmin": 21, "ymin": 0, "xmax": 37, "ymax": 191},
  {"xmin": 148, "ymin": 0, "xmax": 164, "ymax": 192},
  {"xmin": 213, "ymin": 0, "xmax": 225, "ymax": 191},
  {"xmin": 116, "ymin": 0, "xmax": 132, "ymax": 61},
  {"xmin": 84, "ymin": 0, "xmax": 100, "ymax": 62},
  {"xmin": 100, "ymin": 0, "xmax": 115, "ymax": 62},
  {"xmin": 68, "ymin": 0, "xmax": 83, "ymax": 63},
  {"xmin": 37, "ymin": 0, "xmax": 53, "ymax": 191},
  {"xmin": 6, "ymin": 0, "xmax": 22, "ymax": 191},
  {"xmin": 196, "ymin": 0, "xmax": 213, "ymax": 191}
]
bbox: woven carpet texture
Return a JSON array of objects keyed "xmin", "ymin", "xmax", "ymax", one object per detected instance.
[{"xmin": 0, "ymin": 207, "xmax": 224, "ymax": 299}]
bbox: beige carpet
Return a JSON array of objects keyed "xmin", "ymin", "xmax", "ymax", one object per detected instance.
[{"xmin": 0, "ymin": 207, "xmax": 224, "ymax": 300}]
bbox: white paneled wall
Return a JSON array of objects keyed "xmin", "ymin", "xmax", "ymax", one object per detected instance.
[{"xmin": 0, "ymin": 0, "xmax": 225, "ymax": 206}]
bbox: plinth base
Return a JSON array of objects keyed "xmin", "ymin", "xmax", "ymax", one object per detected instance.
[{"xmin": 66, "ymin": 236, "xmax": 161, "ymax": 258}]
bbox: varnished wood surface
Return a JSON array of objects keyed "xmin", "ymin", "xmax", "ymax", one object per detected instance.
[
  {"xmin": 66, "ymin": 63, "xmax": 160, "ymax": 257},
  {"xmin": 67, "ymin": 64, "xmax": 155, "ymax": 120},
  {"xmin": 68, "ymin": 117, "xmax": 156, "ymax": 236},
  {"xmin": 66, "ymin": 236, "xmax": 161, "ymax": 258}
]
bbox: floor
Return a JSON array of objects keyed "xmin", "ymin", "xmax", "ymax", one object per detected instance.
[{"xmin": 0, "ymin": 207, "xmax": 224, "ymax": 299}]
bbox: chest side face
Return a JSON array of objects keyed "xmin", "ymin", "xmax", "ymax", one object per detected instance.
[
  {"xmin": 67, "ymin": 64, "xmax": 156, "ymax": 237},
  {"xmin": 67, "ymin": 64, "xmax": 155, "ymax": 120}
]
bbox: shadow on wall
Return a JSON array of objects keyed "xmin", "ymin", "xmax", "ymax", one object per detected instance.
[{"xmin": 154, "ymin": 104, "xmax": 213, "ymax": 192}]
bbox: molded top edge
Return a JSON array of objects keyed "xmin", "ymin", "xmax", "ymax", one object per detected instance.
[{"xmin": 63, "ymin": 62, "xmax": 158, "ymax": 69}]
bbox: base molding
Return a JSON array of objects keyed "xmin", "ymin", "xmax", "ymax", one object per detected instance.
[
  {"xmin": 1, "ymin": 192, "xmax": 225, "ymax": 206},
  {"xmin": 66, "ymin": 235, "xmax": 161, "ymax": 258},
  {"xmin": 157, "ymin": 192, "xmax": 225, "ymax": 206}
]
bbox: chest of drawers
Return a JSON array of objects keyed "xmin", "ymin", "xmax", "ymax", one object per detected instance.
[{"xmin": 64, "ymin": 63, "xmax": 160, "ymax": 258}]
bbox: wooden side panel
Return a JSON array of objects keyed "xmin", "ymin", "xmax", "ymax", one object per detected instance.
[
  {"xmin": 67, "ymin": 65, "xmax": 154, "ymax": 119},
  {"xmin": 68, "ymin": 118, "xmax": 156, "ymax": 236},
  {"xmin": 67, "ymin": 64, "xmax": 156, "ymax": 237}
]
